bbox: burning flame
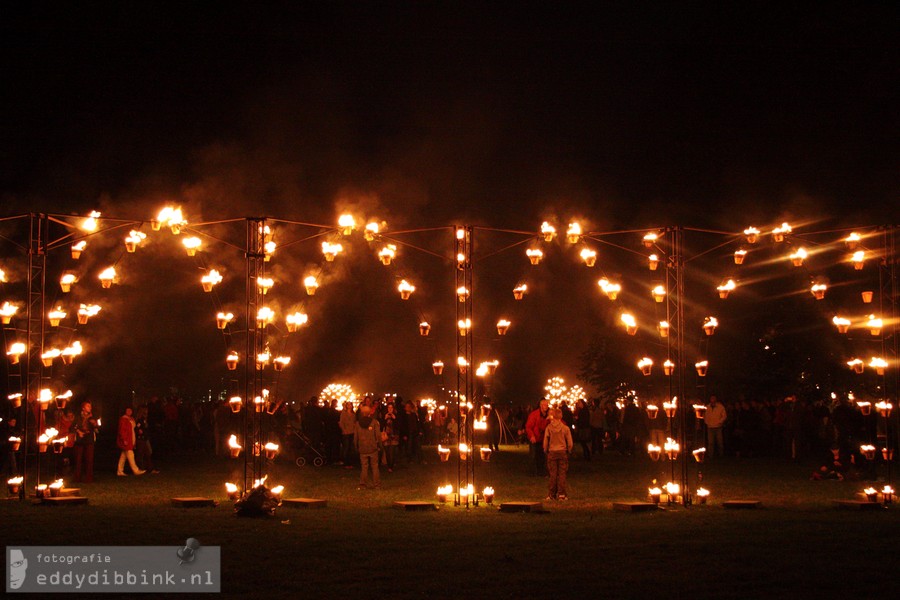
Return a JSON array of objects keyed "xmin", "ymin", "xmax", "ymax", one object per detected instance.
[
  {"xmin": 457, "ymin": 318, "xmax": 472, "ymax": 332},
  {"xmin": 304, "ymin": 276, "xmax": 319, "ymax": 293},
  {"xmin": 846, "ymin": 358, "xmax": 863, "ymax": 369},
  {"xmin": 319, "ymin": 383, "xmax": 358, "ymax": 410},
  {"xmin": 41, "ymin": 348, "xmax": 61, "ymax": 362},
  {"xmin": 338, "ymin": 214, "xmax": 356, "ymax": 233},
  {"xmin": 642, "ymin": 232, "xmax": 658, "ymax": 245},
  {"xmin": 182, "ymin": 236, "xmax": 202, "ymax": 252},
  {"xmin": 1, "ymin": 302, "xmax": 19, "ymax": 320},
  {"xmin": 256, "ymin": 306, "xmax": 275, "ymax": 324},
  {"xmin": 696, "ymin": 487, "xmax": 710, "ymax": 498},
  {"xmin": 851, "ymin": 250, "xmax": 866, "ymax": 265},
  {"xmin": 7, "ymin": 342, "xmax": 26, "ymax": 357},
  {"xmin": 61, "ymin": 342, "xmax": 83, "ymax": 359},
  {"xmin": 832, "ymin": 316, "xmax": 851, "ymax": 328},
  {"xmin": 772, "ymin": 222, "xmax": 792, "ymax": 236},
  {"xmin": 580, "ymin": 248, "xmax": 597, "ymax": 265},
  {"xmin": 397, "ymin": 280, "xmax": 416, "ymax": 296},
  {"xmin": 202, "ymin": 269, "xmax": 223, "ymax": 288},
  {"xmin": 98, "ymin": 267, "xmax": 117, "ymax": 284},
  {"xmin": 789, "ymin": 247, "xmax": 808, "ymax": 263},
  {"xmin": 274, "ymin": 356, "xmax": 291, "ymax": 368},
  {"xmin": 704, "ymin": 316, "xmax": 719, "ymax": 329},
  {"xmin": 225, "ymin": 482, "xmax": 238, "ymax": 494},
  {"xmin": 228, "ymin": 435, "xmax": 241, "ymax": 450},
  {"xmin": 637, "ymin": 357, "xmax": 653, "ymax": 369},
  {"xmin": 540, "ymin": 221, "xmax": 556, "ymax": 239},
  {"xmin": 867, "ymin": 315, "xmax": 883, "ymax": 329},
  {"xmin": 156, "ymin": 206, "xmax": 186, "ymax": 231},
  {"xmin": 321, "ymin": 241, "xmax": 343, "ymax": 259},
  {"xmin": 437, "ymin": 484, "xmax": 453, "ymax": 496},
  {"xmin": 81, "ymin": 211, "xmax": 101, "ymax": 232},
  {"xmin": 365, "ymin": 222, "xmax": 380, "ymax": 238},
  {"xmin": 526, "ymin": 248, "xmax": 544, "ymax": 261},
  {"xmin": 378, "ymin": 245, "xmax": 396, "ymax": 263},
  {"xmin": 651, "ymin": 285, "xmax": 666, "ymax": 300},
  {"xmin": 869, "ymin": 357, "xmax": 888, "ymax": 369},
  {"xmin": 664, "ymin": 481, "xmax": 680, "ymax": 496},
  {"xmin": 48, "ymin": 307, "xmax": 67, "ymax": 322},
  {"xmin": 257, "ymin": 277, "xmax": 274, "ymax": 292},
  {"xmin": 620, "ymin": 313, "xmax": 636, "ymax": 328},
  {"xmin": 60, "ymin": 273, "xmax": 77, "ymax": 287},
  {"xmin": 286, "ymin": 312, "xmax": 308, "ymax": 328},
  {"xmin": 72, "ymin": 240, "xmax": 87, "ymax": 254},
  {"xmin": 717, "ymin": 279, "xmax": 736, "ymax": 292},
  {"xmin": 457, "ymin": 286, "xmax": 470, "ymax": 300},
  {"xmin": 566, "ymin": 222, "xmax": 582, "ymax": 241}
]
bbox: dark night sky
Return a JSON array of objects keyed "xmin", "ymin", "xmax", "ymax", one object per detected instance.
[{"xmin": 0, "ymin": 3, "xmax": 898, "ymax": 409}]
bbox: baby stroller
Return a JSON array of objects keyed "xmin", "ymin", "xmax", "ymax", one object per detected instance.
[{"xmin": 288, "ymin": 427, "xmax": 326, "ymax": 467}]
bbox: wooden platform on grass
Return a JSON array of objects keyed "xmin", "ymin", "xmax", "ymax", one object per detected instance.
[
  {"xmin": 393, "ymin": 501, "xmax": 436, "ymax": 511},
  {"xmin": 41, "ymin": 496, "xmax": 88, "ymax": 506},
  {"xmin": 59, "ymin": 488, "xmax": 81, "ymax": 497},
  {"xmin": 613, "ymin": 501, "xmax": 659, "ymax": 513},
  {"xmin": 170, "ymin": 497, "xmax": 217, "ymax": 508},
  {"xmin": 723, "ymin": 500, "xmax": 761, "ymax": 509},
  {"xmin": 499, "ymin": 501, "xmax": 544, "ymax": 513},
  {"xmin": 834, "ymin": 500, "xmax": 882, "ymax": 511},
  {"xmin": 282, "ymin": 498, "xmax": 327, "ymax": 509}
]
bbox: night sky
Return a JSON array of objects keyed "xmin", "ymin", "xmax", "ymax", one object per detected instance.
[{"xmin": 1, "ymin": 4, "xmax": 897, "ymax": 411}]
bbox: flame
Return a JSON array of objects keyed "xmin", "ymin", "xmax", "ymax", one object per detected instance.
[
  {"xmin": 789, "ymin": 247, "xmax": 808, "ymax": 262},
  {"xmin": 845, "ymin": 232, "xmax": 861, "ymax": 244},
  {"xmin": 378, "ymin": 245, "xmax": 396, "ymax": 262},
  {"xmin": 620, "ymin": 313, "xmax": 636, "ymax": 328},
  {"xmin": 72, "ymin": 240, "xmax": 87, "ymax": 252},
  {"xmin": 274, "ymin": 356, "xmax": 291, "ymax": 367},
  {"xmin": 48, "ymin": 478, "xmax": 64, "ymax": 490},
  {"xmin": 637, "ymin": 357, "xmax": 653, "ymax": 369},
  {"xmin": 540, "ymin": 222, "xmax": 556, "ymax": 238},
  {"xmin": 1, "ymin": 302, "xmax": 19, "ymax": 319},
  {"xmin": 883, "ymin": 486, "xmax": 895, "ymax": 495},
  {"xmin": 647, "ymin": 443, "xmax": 661, "ymax": 453},
  {"xmin": 566, "ymin": 222, "xmax": 582, "ymax": 239},
  {"xmin": 286, "ymin": 312, "xmax": 308, "ymax": 327},
  {"xmin": 225, "ymin": 482, "xmax": 238, "ymax": 493},
  {"xmin": 270, "ymin": 485, "xmax": 284, "ymax": 496},
  {"xmin": 228, "ymin": 396, "xmax": 242, "ymax": 406},
  {"xmin": 81, "ymin": 211, "xmax": 101, "ymax": 232},
  {"xmin": 98, "ymin": 267, "xmax": 117, "ymax": 283},
  {"xmin": 156, "ymin": 206, "xmax": 186, "ymax": 230},
  {"xmin": 526, "ymin": 248, "xmax": 543, "ymax": 260},
  {"xmin": 643, "ymin": 232, "xmax": 658, "ymax": 244},
  {"xmin": 304, "ymin": 275, "xmax": 319, "ymax": 291},
  {"xmin": 696, "ymin": 487, "xmax": 710, "ymax": 497},
  {"xmin": 256, "ymin": 306, "xmax": 275, "ymax": 324},
  {"xmin": 846, "ymin": 358, "xmax": 863, "ymax": 368},
  {"xmin": 182, "ymin": 236, "xmax": 202, "ymax": 251},
  {"xmin": 217, "ymin": 311, "xmax": 234, "ymax": 323},
  {"xmin": 664, "ymin": 481, "xmax": 680, "ymax": 495},
  {"xmin": 457, "ymin": 356, "xmax": 469, "ymax": 368},
  {"xmin": 664, "ymin": 359, "xmax": 674, "ymax": 369},
  {"xmin": 744, "ymin": 226, "xmax": 760, "ymax": 236},
  {"xmin": 257, "ymin": 277, "xmax": 274, "ymax": 291},
  {"xmin": 60, "ymin": 273, "xmax": 77, "ymax": 286},
  {"xmin": 228, "ymin": 435, "xmax": 242, "ymax": 450},
  {"xmin": 7, "ymin": 476, "xmax": 23, "ymax": 485},
  {"xmin": 61, "ymin": 342, "xmax": 83, "ymax": 358},
  {"xmin": 704, "ymin": 316, "xmax": 719, "ymax": 329},
  {"xmin": 457, "ymin": 318, "xmax": 472, "ymax": 331},
  {"xmin": 513, "ymin": 283, "xmax": 528, "ymax": 296},
  {"xmin": 338, "ymin": 214, "xmax": 356, "ymax": 231},
  {"xmin": 125, "ymin": 230, "xmax": 146, "ymax": 247},
  {"xmin": 256, "ymin": 351, "xmax": 271, "ymax": 365},
  {"xmin": 772, "ymin": 222, "xmax": 792, "ymax": 236},
  {"xmin": 41, "ymin": 349, "xmax": 61, "ymax": 361},
  {"xmin": 651, "ymin": 285, "xmax": 666, "ymax": 299},
  {"xmin": 78, "ymin": 304, "xmax": 101, "ymax": 318},
  {"xmin": 648, "ymin": 253, "xmax": 659, "ymax": 263},
  {"xmin": 695, "ymin": 360, "xmax": 709, "ymax": 368},
  {"xmin": 252, "ymin": 475, "xmax": 268, "ymax": 488},
  {"xmin": 6, "ymin": 342, "xmax": 26, "ymax": 357},
  {"xmin": 437, "ymin": 484, "xmax": 453, "ymax": 495},
  {"xmin": 320, "ymin": 383, "xmax": 358, "ymax": 410},
  {"xmin": 869, "ymin": 357, "xmax": 888, "ymax": 369},
  {"xmin": 867, "ymin": 315, "xmax": 883, "ymax": 329},
  {"xmin": 580, "ymin": 248, "xmax": 597, "ymax": 263},
  {"xmin": 457, "ymin": 286, "xmax": 470, "ymax": 299},
  {"xmin": 483, "ymin": 486, "xmax": 495, "ymax": 495},
  {"xmin": 649, "ymin": 486, "xmax": 662, "ymax": 496},
  {"xmin": 264, "ymin": 240, "xmax": 277, "ymax": 256},
  {"xmin": 717, "ymin": 279, "xmax": 736, "ymax": 292},
  {"xmin": 321, "ymin": 241, "xmax": 343, "ymax": 258},
  {"xmin": 365, "ymin": 222, "xmax": 380, "ymax": 237},
  {"xmin": 201, "ymin": 269, "xmax": 223, "ymax": 288},
  {"xmin": 663, "ymin": 399, "xmax": 677, "ymax": 412},
  {"xmin": 48, "ymin": 307, "xmax": 67, "ymax": 321},
  {"xmin": 851, "ymin": 250, "xmax": 866, "ymax": 264},
  {"xmin": 432, "ymin": 360, "xmax": 444, "ymax": 370},
  {"xmin": 497, "ymin": 318, "xmax": 511, "ymax": 329},
  {"xmin": 264, "ymin": 442, "xmax": 279, "ymax": 452},
  {"xmin": 397, "ymin": 280, "xmax": 416, "ymax": 295}
]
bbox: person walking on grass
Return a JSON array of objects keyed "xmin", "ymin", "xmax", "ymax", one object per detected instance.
[
  {"xmin": 543, "ymin": 407, "xmax": 573, "ymax": 500},
  {"xmin": 354, "ymin": 404, "xmax": 381, "ymax": 489},
  {"xmin": 116, "ymin": 406, "xmax": 145, "ymax": 476}
]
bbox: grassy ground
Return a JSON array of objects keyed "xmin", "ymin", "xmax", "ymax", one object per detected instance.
[{"xmin": 3, "ymin": 446, "xmax": 899, "ymax": 599}]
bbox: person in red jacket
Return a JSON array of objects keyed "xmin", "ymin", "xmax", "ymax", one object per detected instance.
[
  {"xmin": 116, "ymin": 407, "xmax": 145, "ymax": 476},
  {"xmin": 525, "ymin": 399, "xmax": 550, "ymax": 475}
]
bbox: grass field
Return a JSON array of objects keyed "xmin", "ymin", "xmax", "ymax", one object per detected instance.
[{"xmin": 3, "ymin": 446, "xmax": 899, "ymax": 599}]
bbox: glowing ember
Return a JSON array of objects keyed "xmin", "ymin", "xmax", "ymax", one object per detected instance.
[
  {"xmin": 273, "ymin": 356, "xmax": 291, "ymax": 371},
  {"xmin": 228, "ymin": 397, "xmax": 242, "ymax": 413},
  {"xmin": 832, "ymin": 316, "xmax": 851, "ymax": 333},
  {"xmin": 226, "ymin": 351, "xmax": 239, "ymax": 370},
  {"xmin": 696, "ymin": 487, "xmax": 710, "ymax": 503},
  {"xmin": 693, "ymin": 448, "xmax": 707, "ymax": 464},
  {"xmin": 98, "ymin": 266, "xmax": 117, "ymax": 288},
  {"xmin": 457, "ymin": 356, "xmax": 469, "ymax": 372},
  {"xmin": 856, "ymin": 401, "xmax": 871, "ymax": 415},
  {"xmin": 664, "ymin": 481, "xmax": 680, "ymax": 496},
  {"xmin": 286, "ymin": 312, "xmax": 308, "ymax": 332},
  {"xmin": 648, "ymin": 254, "xmax": 659, "ymax": 270},
  {"xmin": 540, "ymin": 221, "xmax": 557, "ymax": 242},
  {"xmin": 432, "ymin": 360, "xmax": 444, "ymax": 375},
  {"xmin": 257, "ymin": 277, "xmax": 274, "ymax": 294},
  {"xmin": 124, "ymin": 230, "xmax": 146, "ymax": 252},
  {"xmin": 620, "ymin": 313, "xmax": 637, "ymax": 335},
  {"xmin": 48, "ymin": 307, "xmax": 67, "ymax": 327},
  {"xmin": 663, "ymin": 399, "xmax": 677, "ymax": 418},
  {"xmin": 256, "ymin": 351, "xmax": 271, "ymax": 369},
  {"xmin": 647, "ymin": 444, "xmax": 662, "ymax": 461},
  {"xmin": 599, "ymin": 278, "xmax": 621, "ymax": 300},
  {"xmin": 642, "ymin": 232, "xmax": 658, "ymax": 247},
  {"xmin": 695, "ymin": 360, "xmax": 709, "ymax": 376},
  {"xmin": 789, "ymin": 247, "xmax": 808, "ymax": 266},
  {"xmin": 648, "ymin": 487, "xmax": 662, "ymax": 503},
  {"xmin": 846, "ymin": 358, "xmax": 864, "ymax": 374},
  {"xmin": 6, "ymin": 342, "xmax": 26, "ymax": 364},
  {"xmin": 457, "ymin": 318, "xmax": 472, "ymax": 336},
  {"xmin": 225, "ymin": 482, "xmax": 239, "ymax": 498},
  {"xmin": 1, "ymin": 302, "xmax": 19, "ymax": 324},
  {"xmin": 364, "ymin": 221, "xmax": 381, "ymax": 240},
  {"xmin": 851, "ymin": 250, "xmax": 866, "ymax": 270},
  {"xmin": 71, "ymin": 240, "xmax": 87, "ymax": 259},
  {"xmin": 637, "ymin": 357, "xmax": 653, "ymax": 376},
  {"xmin": 772, "ymin": 222, "xmax": 792, "ymax": 241},
  {"xmin": 397, "ymin": 279, "xmax": 415, "ymax": 300},
  {"xmin": 496, "ymin": 319, "xmax": 511, "ymax": 335},
  {"xmin": 264, "ymin": 240, "xmax": 277, "ymax": 259},
  {"xmin": 338, "ymin": 214, "xmax": 356, "ymax": 235},
  {"xmin": 526, "ymin": 248, "xmax": 544, "ymax": 265},
  {"xmin": 216, "ymin": 312, "xmax": 234, "ymax": 329},
  {"xmin": 869, "ymin": 357, "xmax": 888, "ymax": 375},
  {"xmin": 658, "ymin": 321, "xmax": 670, "ymax": 337},
  {"xmin": 458, "ymin": 443, "xmax": 470, "ymax": 460},
  {"xmin": 663, "ymin": 359, "xmax": 675, "ymax": 376},
  {"xmin": 875, "ymin": 401, "xmax": 893, "ymax": 418},
  {"xmin": 304, "ymin": 276, "xmax": 319, "ymax": 295},
  {"xmin": 81, "ymin": 211, "xmax": 101, "ymax": 232},
  {"xmin": 703, "ymin": 316, "xmax": 718, "ymax": 335},
  {"xmin": 580, "ymin": 248, "xmax": 597, "ymax": 267},
  {"xmin": 734, "ymin": 249, "xmax": 747, "ymax": 264},
  {"xmin": 321, "ymin": 241, "xmax": 343, "ymax": 261},
  {"xmin": 155, "ymin": 206, "xmax": 186, "ymax": 233},
  {"xmin": 182, "ymin": 236, "xmax": 202, "ymax": 256},
  {"xmin": 566, "ymin": 222, "xmax": 582, "ymax": 243},
  {"xmin": 651, "ymin": 285, "xmax": 666, "ymax": 302},
  {"xmin": 256, "ymin": 306, "xmax": 275, "ymax": 324},
  {"xmin": 59, "ymin": 273, "xmax": 77, "ymax": 292},
  {"xmin": 867, "ymin": 315, "xmax": 882, "ymax": 336},
  {"xmin": 845, "ymin": 232, "xmax": 861, "ymax": 249},
  {"xmin": 457, "ymin": 286, "xmax": 470, "ymax": 302},
  {"xmin": 41, "ymin": 349, "xmax": 61, "ymax": 366},
  {"xmin": 743, "ymin": 227, "xmax": 760, "ymax": 243},
  {"xmin": 717, "ymin": 279, "xmax": 736, "ymax": 298},
  {"xmin": 513, "ymin": 283, "xmax": 528, "ymax": 300},
  {"xmin": 378, "ymin": 244, "xmax": 396, "ymax": 265}
]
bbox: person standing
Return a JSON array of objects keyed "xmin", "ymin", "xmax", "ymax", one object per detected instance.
[
  {"xmin": 73, "ymin": 402, "xmax": 98, "ymax": 483},
  {"xmin": 339, "ymin": 402, "xmax": 357, "ymax": 466},
  {"xmin": 354, "ymin": 405, "xmax": 381, "ymax": 489},
  {"xmin": 380, "ymin": 402, "xmax": 400, "ymax": 472},
  {"xmin": 525, "ymin": 399, "xmax": 550, "ymax": 475},
  {"xmin": 116, "ymin": 407, "xmax": 145, "ymax": 476},
  {"xmin": 134, "ymin": 405, "xmax": 157, "ymax": 473},
  {"xmin": 705, "ymin": 396, "xmax": 727, "ymax": 458},
  {"xmin": 543, "ymin": 408, "xmax": 573, "ymax": 500},
  {"xmin": 574, "ymin": 399, "xmax": 592, "ymax": 460}
]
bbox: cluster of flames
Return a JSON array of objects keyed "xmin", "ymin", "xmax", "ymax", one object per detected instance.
[
  {"xmin": 543, "ymin": 376, "xmax": 586, "ymax": 410},
  {"xmin": 319, "ymin": 383, "xmax": 358, "ymax": 410}
]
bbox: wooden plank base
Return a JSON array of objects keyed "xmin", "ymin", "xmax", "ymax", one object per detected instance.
[
  {"xmin": 282, "ymin": 498, "xmax": 328, "ymax": 509},
  {"xmin": 393, "ymin": 501, "xmax": 436, "ymax": 511},
  {"xmin": 723, "ymin": 500, "xmax": 761, "ymax": 509},
  {"xmin": 499, "ymin": 502, "xmax": 544, "ymax": 513},
  {"xmin": 59, "ymin": 488, "xmax": 81, "ymax": 497},
  {"xmin": 834, "ymin": 500, "xmax": 881, "ymax": 511},
  {"xmin": 613, "ymin": 502, "xmax": 659, "ymax": 512},
  {"xmin": 170, "ymin": 497, "xmax": 218, "ymax": 508},
  {"xmin": 41, "ymin": 496, "xmax": 88, "ymax": 506}
]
